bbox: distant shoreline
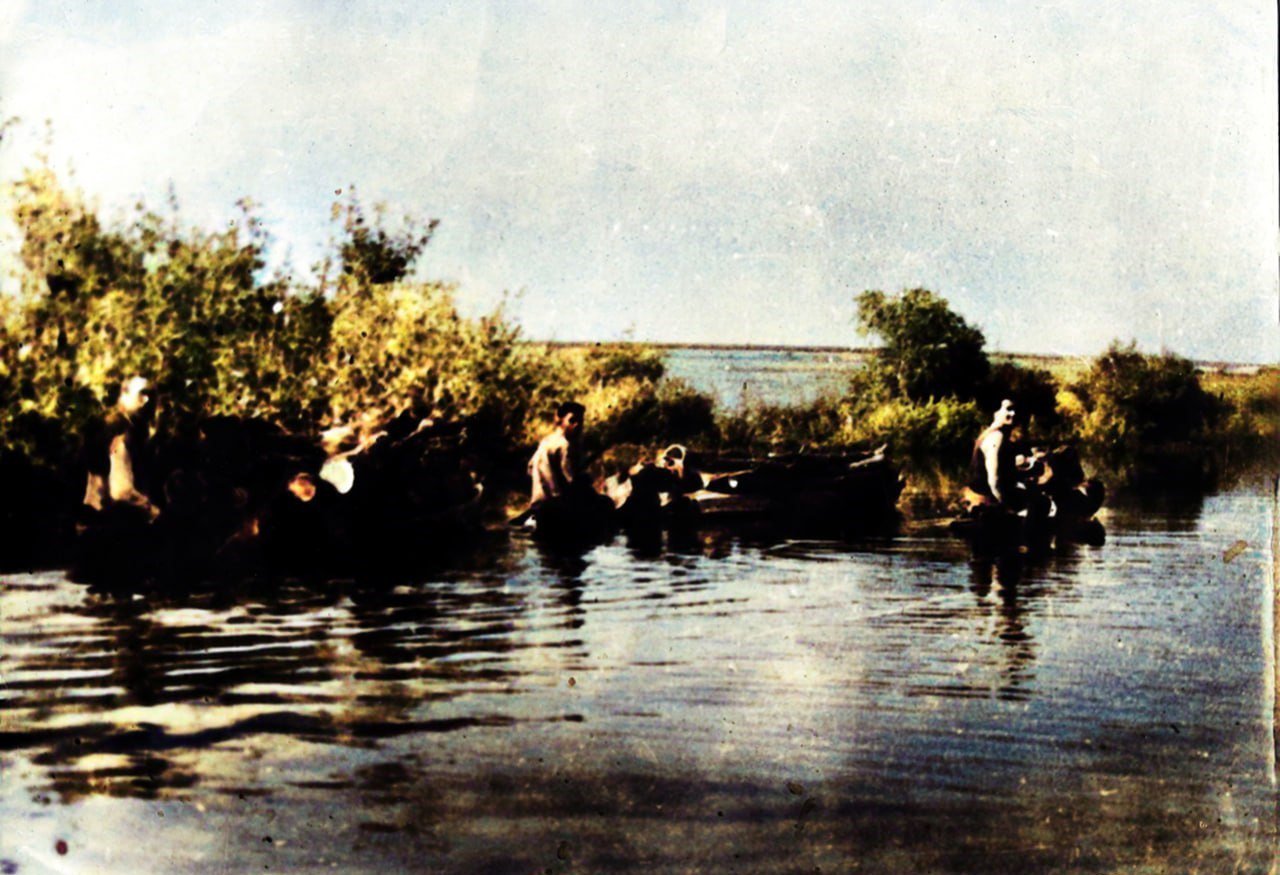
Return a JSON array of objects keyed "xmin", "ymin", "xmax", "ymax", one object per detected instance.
[
  {"xmin": 524, "ymin": 340, "xmax": 1270, "ymax": 372},
  {"xmin": 534, "ymin": 340, "xmax": 871, "ymax": 355}
]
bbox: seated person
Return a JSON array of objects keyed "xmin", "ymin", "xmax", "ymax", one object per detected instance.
[
  {"xmin": 964, "ymin": 399, "xmax": 1029, "ymax": 512},
  {"xmin": 655, "ymin": 444, "xmax": 704, "ymax": 494},
  {"xmin": 525, "ymin": 401, "xmax": 615, "ymax": 528}
]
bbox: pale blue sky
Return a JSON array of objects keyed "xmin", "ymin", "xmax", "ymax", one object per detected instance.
[{"xmin": 2, "ymin": 0, "xmax": 1276, "ymax": 361}]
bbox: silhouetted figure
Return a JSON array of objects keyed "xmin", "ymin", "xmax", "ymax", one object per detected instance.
[
  {"xmin": 965, "ymin": 399, "xmax": 1024, "ymax": 511},
  {"xmin": 82, "ymin": 376, "xmax": 160, "ymax": 520},
  {"xmin": 74, "ymin": 377, "xmax": 162, "ymax": 584}
]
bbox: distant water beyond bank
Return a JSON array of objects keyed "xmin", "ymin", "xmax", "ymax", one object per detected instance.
[{"xmin": 532, "ymin": 342, "xmax": 1270, "ymax": 410}]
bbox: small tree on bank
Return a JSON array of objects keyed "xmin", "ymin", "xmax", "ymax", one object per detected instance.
[{"xmin": 854, "ymin": 288, "xmax": 990, "ymax": 403}]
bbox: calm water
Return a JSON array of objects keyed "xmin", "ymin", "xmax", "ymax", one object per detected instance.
[
  {"xmin": 663, "ymin": 347, "xmax": 866, "ymax": 408},
  {"xmin": 1, "ymin": 485, "xmax": 1275, "ymax": 873}
]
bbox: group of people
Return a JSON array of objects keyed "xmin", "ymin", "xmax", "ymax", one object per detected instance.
[
  {"xmin": 80, "ymin": 381, "xmax": 601, "ymax": 550},
  {"xmin": 524, "ymin": 401, "xmax": 705, "ymax": 533},
  {"xmin": 74, "ymin": 375, "xmax": 480, "ymax": 580},
  {"xmin": 75, "ymin": 371, "xmax": 1088, "ymax": 571},
  {"xmin": 962, "ymin": 397, "xmax": 1105, "ymax": 539},
  {"xmin": 524, "ymin": 396, "xmax": 1066, "ymax": 533}
]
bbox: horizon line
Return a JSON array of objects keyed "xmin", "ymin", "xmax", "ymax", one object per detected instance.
[{"xmin": 521, "ymin": 340, "xmax": 1274, "ymax": 370}]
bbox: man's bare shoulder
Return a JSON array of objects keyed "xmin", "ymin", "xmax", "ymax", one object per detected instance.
[{"xmin": 537, "ymin": 431, "xmax": 569, "ymax": 453}]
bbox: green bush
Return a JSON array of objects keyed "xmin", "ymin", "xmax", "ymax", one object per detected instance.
[
  {"xmin": 592, "ymin": 378, "xmax": 715, "ymax": 450},
  {"xmin": 5, "ymin": 165, "xmax": 331, "ymax": 441},
  {"xmin": 845, "ymin": 396, "xmax": 984, "ymax": 473},
  {"xmin": 526, "ymin": 345, "xmax": 713, "ymax": 453},
  {"xmin": 1203, "ymin": 368, "xmax": 1280, "ymax": 465},
  {"xmin": 1, "ymin": 159, "xmax": 712, "ymax": 481},
  {"xmin": 840, "ymin": 289, "xmax": 992, "ymax": 480},
  {"xmin": 1062, "ymin": 342, "xmax": 1219, "ymax": 466},
  {"xmin": 715, "ymin": 395, "xmax": 850, "ymax": 454}
]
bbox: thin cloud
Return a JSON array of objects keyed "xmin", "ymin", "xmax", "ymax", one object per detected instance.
[{"xmin": 2, "ymin": 0, "xmax": 1276, "ymax": 361}]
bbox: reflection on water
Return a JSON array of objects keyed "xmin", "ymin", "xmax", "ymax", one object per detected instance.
[{"xmin": 0, "ymin": 488, "xmax": 1275, "ymax": 873}]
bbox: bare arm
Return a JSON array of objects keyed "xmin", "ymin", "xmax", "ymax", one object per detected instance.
[
  {"xmin": 982, "ymin": 431, "xmax": 1003, "ymax": 503},
  {"xmin": 559, "ymin": 442, "xmax": 578, "ymax": 487}
]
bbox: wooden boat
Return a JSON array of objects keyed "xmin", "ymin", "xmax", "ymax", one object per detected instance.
[
  {"xmin": 599, "ymin": 446, "xmax": 904, "ymax": 536},
  {"xmin": 949, "ymin": 446, "xmax": 1105, "ymax": 555},
  {"xmin": 70, "ymin": 416, "xmax": 488, "ymax": 587},
  {"xmin": 689, "ymin": 449, "xmax": 904, "ymax": 532}
]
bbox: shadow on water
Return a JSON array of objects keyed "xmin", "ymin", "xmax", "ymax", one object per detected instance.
[
  {"xmin": 1106, "ymin": 486, "xmax": 1207, "ymax": 533},
  {"xmin": 961, "ymin": 546, "xmax": 1090, "ymax": 702}
]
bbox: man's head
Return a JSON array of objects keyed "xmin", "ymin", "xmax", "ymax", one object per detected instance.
[
  {"xmin": 658, "ymin": 444, "xmax": 687, "ymax": 477},
  {"xmin": 992, "ymin": 398, "xmax": 1017, "ymax": 430},
  {"xmin": 555, "ymin": 401, "xmax": 586, "ymax": 436},
  {"xmin": 287, "ymin": 472, "xmax": 319, "ymax": 503},
  {"xmin": 117, "ymin": 376, "xmax": 152, "ymax": 416}
]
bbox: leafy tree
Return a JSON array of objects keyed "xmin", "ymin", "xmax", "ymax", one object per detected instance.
[
  {"xmin": 6, "ymin": 165, "xmax": 329, "ymax": 436},
  {"xmin": 1062, "ymin": 341, "xmax": 1220, "ymax": 470},
  {"xmin": 854, "ymin": 288, "xmax": 989, "ymax": 402},
  {"xmin": 980, "ymin": 361, "xmax": 1064, "ymax": 438},
  {"xmin": 329, "ymin": 190, "xmax": 438, "ymax": 287},
  {"xmin": 1, "ymin": 153, "xmax": 701, "ymax": 487}
]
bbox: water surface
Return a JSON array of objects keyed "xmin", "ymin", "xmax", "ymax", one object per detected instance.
[
  {"xmin": 663, "ymin": 346, "xmax": 866, "ymax": 408},
  {"xmin": 0, "ymin": 487, "xmax": 1275, "ymax": 873}
]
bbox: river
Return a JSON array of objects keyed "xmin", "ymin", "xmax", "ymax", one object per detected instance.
[
  {"xmin": 662, "ymin": 346, "xmax": 866, "ymax": 409},
  {"xmin": 1, "ymin": 479, "xmax": 1275, "ymax": 872}
]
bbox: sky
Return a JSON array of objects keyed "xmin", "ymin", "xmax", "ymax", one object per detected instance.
[{"xmin": 1, "ymin": 0, "xmax": 1276, "ymax": 362}]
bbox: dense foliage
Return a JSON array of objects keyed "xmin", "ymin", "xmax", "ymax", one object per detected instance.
[
  {"xmin": 0, "ymin": 161, "xmax": 695, "ymax": 486},
  {"xmin": 1062, "ymin": 342, "xmax": 1217, "ymax": 454},
  {"xmin": 855, "ymin": 288, "xmax": 989, "ymax": 402},
  {"xmin": 1, "ymin": 147, "xmax": 1270, "ymax": 513},
  {"xmin": 845, "ymin": 288, "xmax": 1269, "ymax": 486},
  {"xmin": 846, "ymin": 288, "xmax": 997, "ymax": 476},
  {"xmin": 1055, "ymin": 341, "xmax": 1237, "ymax": 483}
]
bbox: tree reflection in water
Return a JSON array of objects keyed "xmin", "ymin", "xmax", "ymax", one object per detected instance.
[{"xmin": 1, "ymin": 487, "xmax": 1275, "ymax": 873}]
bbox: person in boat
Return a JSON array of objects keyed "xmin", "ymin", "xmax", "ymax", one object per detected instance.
[
  {"xmin": 523, "ymin": 400, "xmax": 616, "ymax": 532},
  {"xmin": 529, "ymin": 401, "xmax": 589, "ymax": 508},
  {"xmin": 603, "ymin": 444, "xmax": 704, "ymax": 526},
  {"xmin": 81, "ymin": 376, "xmax": 161, "ymax": 522},
  {"xmin": 964, "ymin": 398, "xmax": 1030, "ymax": 513},
  {"xmin": 656, "ymin": 444, "xmax": 704, "ymax": 495}
]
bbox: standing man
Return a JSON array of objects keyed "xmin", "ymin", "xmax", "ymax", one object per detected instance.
[{"xmin": 528, "ymin": 401, "xmax": 587, "ymax": 509}]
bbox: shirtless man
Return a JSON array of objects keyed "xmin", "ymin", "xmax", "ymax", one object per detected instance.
[
  {"xmin": 966, "ymin": 398, "xmax": 1024, "ymax": 510},
  {"xmin": 529, "ymin": 401, "xmax": 586, "ymax": 507}
]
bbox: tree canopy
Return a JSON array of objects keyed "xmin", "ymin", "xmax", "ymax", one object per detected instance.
[
  {"xmin": 0, "ymin": 158, "xmax": 686, "ymax": 470},
  {"xmin": 854, "ymin": 288, "xmax": 989, "ymax": 403}
]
